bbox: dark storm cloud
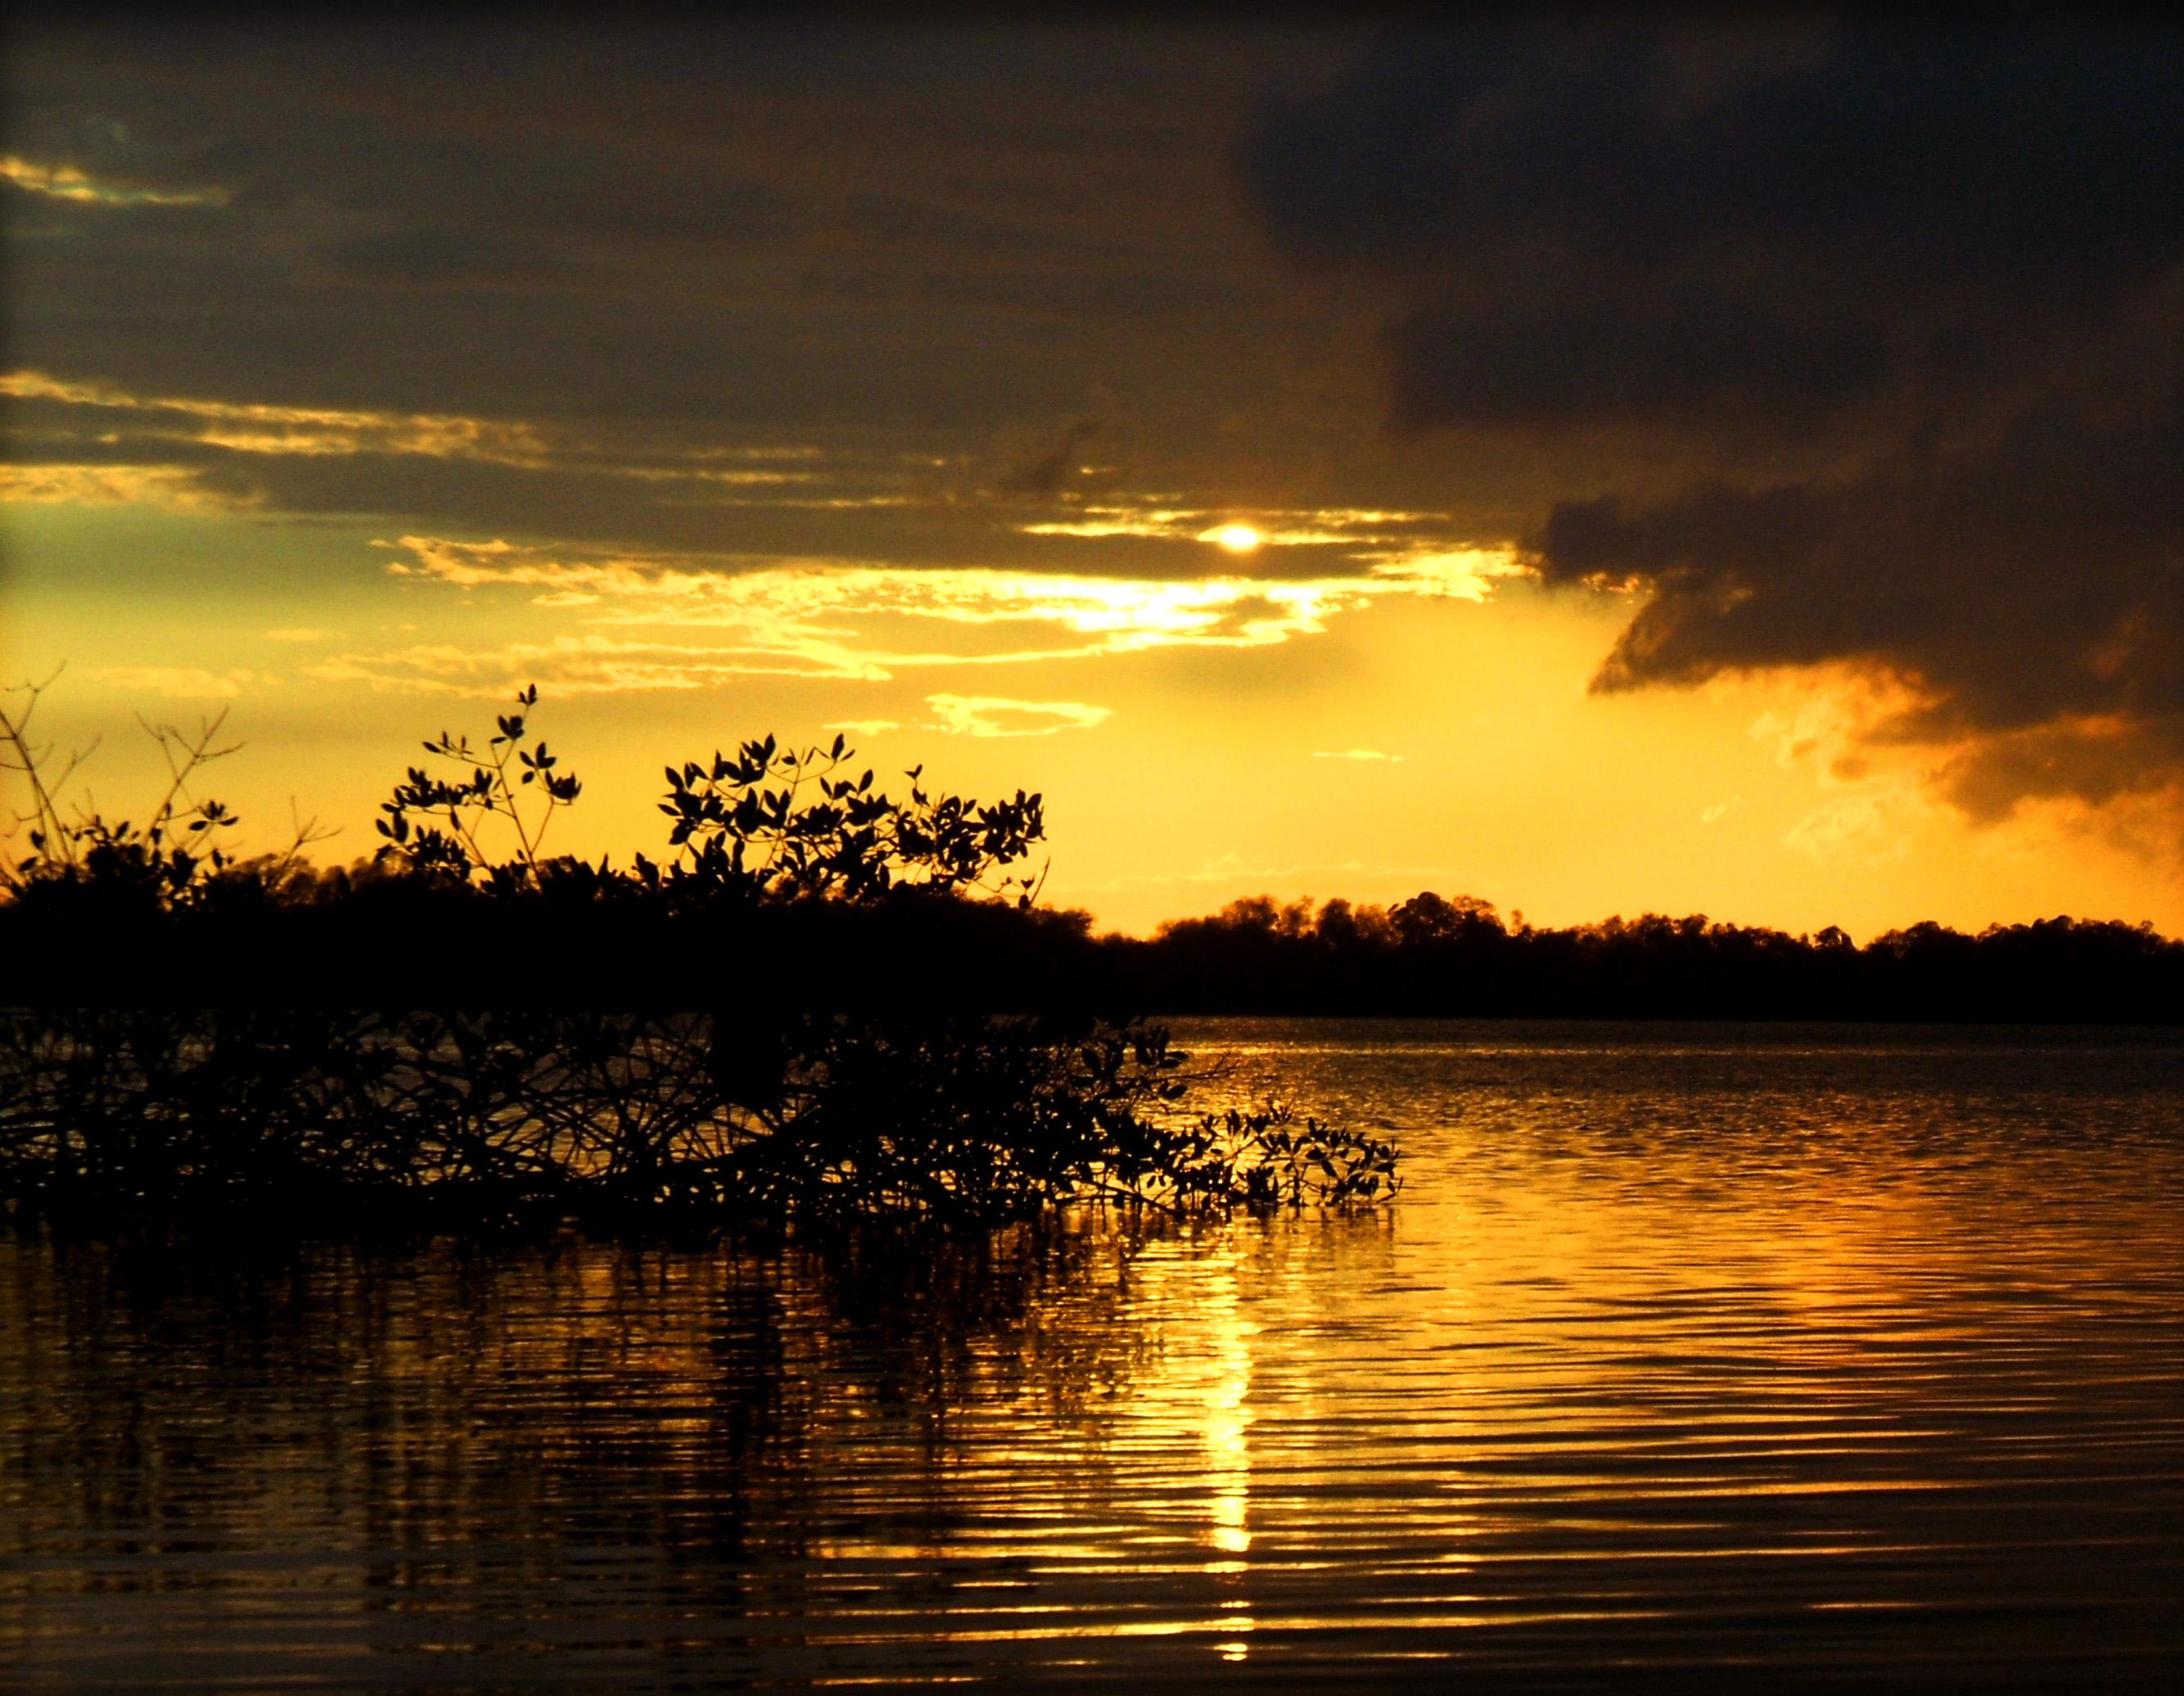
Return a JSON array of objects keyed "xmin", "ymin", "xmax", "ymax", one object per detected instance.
[
  {"xmin": 3, "ymin": 24, "xmax": 1275, "ymax": 431},
  {"xmin": 1383, "ymin": 286, "xmax": 1892, "ymax": 436},
  {"xmin": 1238, "ymin": 16, "xmax": 2184, "ymax": 813}
]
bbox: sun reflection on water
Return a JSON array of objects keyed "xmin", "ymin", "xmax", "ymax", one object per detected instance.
[{"xmin": 2, "ymin": 1022, "xmax": 2180, "ymax": 1687}]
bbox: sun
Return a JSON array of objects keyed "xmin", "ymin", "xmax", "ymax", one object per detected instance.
[{"xmin": 1204, "ymin": 522, "xmax": 1263, "ymax": 554}]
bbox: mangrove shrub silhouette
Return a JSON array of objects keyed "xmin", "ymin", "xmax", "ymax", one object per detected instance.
[{"xmin": 0, "ymin": 681, "xmax": 1398, "ymax": 1231}]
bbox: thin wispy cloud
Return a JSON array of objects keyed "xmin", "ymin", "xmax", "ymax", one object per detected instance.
[
  {"xmin": 2, "ymin": 372, "xmax": 865, "ymax": 515},
  {"xmin": 89, "ymin": 666, "xmax": 279, "ymax": 700},
  {"xmin": 0, "ymin": 155, "xmax": 228, "ymax": 207},
  {"xmin": 5, "ymin": 370, "xmax": 553, "ymax": 467},
  {"xmin": 923, "ymin": 694, "xmax": 1112, "ymax": 737},
  {"xmin": 302, "ymin": 635, "xmax": 888, "ymax": 697},
  {"xmin": 1022, "ymin": 503, "xmax": 1453, "ymax": 549},
  {"xmin": 0, "ymin": 462, "xmax": 255, "ymax": 514}
]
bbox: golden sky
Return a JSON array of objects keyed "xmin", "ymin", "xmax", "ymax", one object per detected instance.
[{"xmin": 5, "ymin": 23, "xmax": 2180, "ymax": 938}]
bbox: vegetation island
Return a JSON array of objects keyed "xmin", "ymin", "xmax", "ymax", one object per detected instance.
[
  {"xmin": 0, "ymin": 680, "xmax": 1396, "ymax": 1234},
  {"xmin": 2, "ymin": 678, "xmax": 2176, "ymax": 1234}
]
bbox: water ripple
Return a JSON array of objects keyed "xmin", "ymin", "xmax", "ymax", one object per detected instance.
[{"xmin": 3, "ymin": 1020, "xmax": 2180, "ymax": 1689}]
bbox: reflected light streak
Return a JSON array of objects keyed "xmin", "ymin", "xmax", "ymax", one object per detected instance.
[{"xmin": 1121, "ymin": 1235, "xmax": 1257, "ymax": 1651}]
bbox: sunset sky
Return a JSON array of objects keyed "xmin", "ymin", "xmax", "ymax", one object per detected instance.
[{"xmin": 5, "ymin": 20, "xmax": 2180, "ymax": 938}]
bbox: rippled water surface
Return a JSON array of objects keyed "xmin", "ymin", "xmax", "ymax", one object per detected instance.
[{"xmin": 5, "ymin": 1021, "xmax": 2182, "ymax": 1689}]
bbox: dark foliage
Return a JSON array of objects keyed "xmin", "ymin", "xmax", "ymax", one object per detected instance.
[
  {"xmin": 1124, "ymin": 894, "xmax": 2182, "ymax": 1024},
  {"xmin": 1, "ymin": 682, "xmax": 1398, "ymax": 1232},
  {"xmin": 9, "ymin": 868, "xmax": 2169, "ymax": 1026},
  {"xmin": 0, "ymin": 1005, "xmax": 1397, "ymax": 1233}
]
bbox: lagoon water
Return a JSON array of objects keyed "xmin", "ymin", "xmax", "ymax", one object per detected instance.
[{"xmin": 4, "ymin": 1020, "xmax": 2181, "ymax": 1689}]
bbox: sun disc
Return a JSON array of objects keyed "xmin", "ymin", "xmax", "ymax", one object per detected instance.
[{"xmin": 1207, "ymin": 523, "xmax": 1263, "ymax": 554}]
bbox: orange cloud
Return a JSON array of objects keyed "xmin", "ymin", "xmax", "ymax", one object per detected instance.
[
  {"xmin": 363, "ymin": 534, "xmax": 1526, "ymax": 680},
  {"xmin": 923, "ymin": 693, "xmax": 1112, "ymax": 737},
  {"xmin": 0, "ymin": 462, "xmax": 254, "ymax": 513}
]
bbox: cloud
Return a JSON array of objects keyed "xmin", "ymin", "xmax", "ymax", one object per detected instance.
[
  {"xmin": 1783, "ymin": 787, "xmax": 1941, "ymax": 868},
  {"xmin": 1242, "ymin": 22, "xmax": 2182, "ymax": 435},
  {"xmin": 1017, "ymin": 501, "xmax": 1488, "ymax": 557},
  {"xmin": 2, "ymin": 153, "xmax": 228, "ymax": 207},
  {"xmin": 356, "ymin": 533, "xmax": 1523, "ymax": 681},
  {"xmin": 5, "ymin": 359, "xmax": 1528, "ymax": 600},
  {"xmin": 7, "ymin": 369, "xmax": 553, "ymax": 469},
  {"xmin": 0, "ymin": 462, "xmax": 254, "ymax": 513},
  {"xmin": 1239, "ymin": 20, "xmax": 2184, "ymax": 821},
  {"xmin": 2, "ymin": 368, "xmax": 858, "ymax": 496},
  {"xmin": 1312, "ymin": 747, "xmax": 1403, "ymax": 762},
  {"xmin": 1532, "ymin": 407, "xmax": 2184, "ymax": 818},
  {"xmin": 2, "ymin": 25, "xmax": 1533, "ymax": 633},
  {"xmin": 91, "ymin": 666, "xmax": 278, "ymax": 699},
  {"xmin": 2, "ymin": 26, "xmax": 1287, "ymax": 454},
  {"xmin": 923, "ymin": 693, "xmax": 1112, "ymax": 737},
  {"xmin": 6, "ymin": 368, "xmax": 968, "ymax": 560},
  {"xmin": 824, "ymin": 719, "xmax": 900, "ymax": 737},
  {"xmin": 302, "ymin": 634, "xmax": 885, "ymax": 697}
]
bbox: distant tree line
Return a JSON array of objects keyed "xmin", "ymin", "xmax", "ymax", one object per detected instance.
[
  {"xmin": 1119, "ymin": 894, "xmax": 2182, "ymax": 1023},
  {"xmin": 6, "ymin": 868, "xmax": 2177, "ymax": 1022}
]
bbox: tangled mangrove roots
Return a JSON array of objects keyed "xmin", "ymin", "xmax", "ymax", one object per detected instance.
[{"xmin": 0, "ymin": 1008, "xmax": 1401, "ymax": 1234}]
